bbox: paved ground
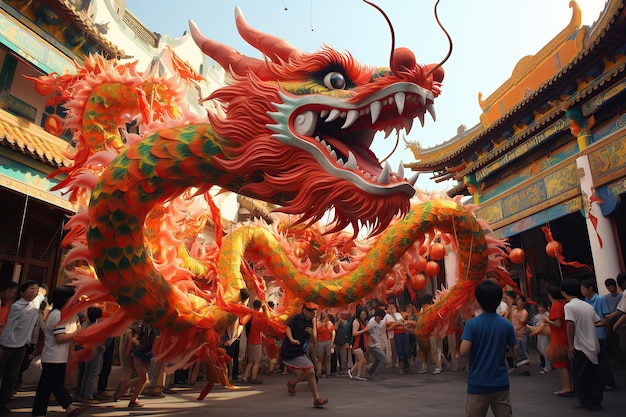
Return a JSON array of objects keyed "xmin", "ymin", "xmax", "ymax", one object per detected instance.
[{"xmin": 7, "ymin": 361, "xmax": 625, "ymax": 417}]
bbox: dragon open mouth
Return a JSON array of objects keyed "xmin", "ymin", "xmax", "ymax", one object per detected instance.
[{"xmin": 271, "ymin": 83, "xmax": 435, "ymax": 196}]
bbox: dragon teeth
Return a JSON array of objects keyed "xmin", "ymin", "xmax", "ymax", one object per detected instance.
[
  {"xmin": 345, "ymin": 151, "xmax": 358, "ymax": 170},
  {"xmin": 395, "ymin": 92, "xmax": 405, "ymax": 115},
  {"xmin": 326, "ymin": 109, "xmax": 341, "ymax": 122},
  {"xmin": 378, "ymin": 162, "xmax": 391, "ymax": 184},
  {"xmin": 342, "ymin": 109, "xmax": 360, "ymax": 129},
  {"xmin": 426, "ymin": 104, "xmax": 436, "ymax": 121},
  {"xmin": 370, "ymin": 101, "xmax": 382, "ymax": 124}
]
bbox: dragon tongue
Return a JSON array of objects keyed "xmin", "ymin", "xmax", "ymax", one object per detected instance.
[{"xmin": 320, "ymin": 135, "xmax": 382, "ymax": 175}]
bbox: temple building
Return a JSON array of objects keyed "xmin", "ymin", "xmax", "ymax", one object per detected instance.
[
  {"xmin": 405, "ymin": 0, "xmax": 626, "ymax": 297},
  {"xmin": 0, "ymin": 0, "xmax": 231, "ymax": 288}
]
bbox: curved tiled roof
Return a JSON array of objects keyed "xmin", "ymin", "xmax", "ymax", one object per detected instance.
[
  {"xmin": 0, "ymin": 110, "xmax": 71, "ymax": 168},
  {"xmin": 408, "ymin": 0, "xmax": 625, "ymax": 177}
]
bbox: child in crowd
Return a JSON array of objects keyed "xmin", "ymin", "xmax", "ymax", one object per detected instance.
[{"xmin": 527, "ymin": 300, "xmax": 551, "ymax": 374}]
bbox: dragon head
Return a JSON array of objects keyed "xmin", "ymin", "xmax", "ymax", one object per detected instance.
[{"xmin": 191, "ymin": 7, "xmax": 444, "ymax": 235}]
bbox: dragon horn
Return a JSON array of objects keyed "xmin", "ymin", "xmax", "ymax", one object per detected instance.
[
  {"xmin": 234, "ymin": 6, "xmax": 299, "ymax": 63},
  {"xmin": 188, "ymin": 20, "xmax": 273, "ymax": 80}
]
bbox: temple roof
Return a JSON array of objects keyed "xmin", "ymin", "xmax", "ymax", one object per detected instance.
[
  {"xmin": 0, "ymin": 110, "xmax": 71, "ymax": 168},
  {"xmin": 4, "ymin": 0, "xmax": 126, "ymax": 59},
  {"xmin": 405, "ymin": 0, "xmax": 625, "ymax": 186}
]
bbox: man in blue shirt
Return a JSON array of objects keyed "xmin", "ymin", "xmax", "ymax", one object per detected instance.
[{"xmin": 461, "ymin": 280, "xmax": 516, "ymax": 417}]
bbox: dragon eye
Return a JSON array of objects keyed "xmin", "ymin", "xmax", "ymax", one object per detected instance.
[{"xmin": 323, "ymin": 72, "xmax": 347, "ymax": 90}]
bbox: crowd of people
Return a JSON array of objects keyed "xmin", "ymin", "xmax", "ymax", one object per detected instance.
[{"xmin": 0, "ymin": 271, "xmax": 625, "ymax": 414}]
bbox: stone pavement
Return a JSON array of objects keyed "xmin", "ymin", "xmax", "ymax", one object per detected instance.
[{"xmin": 7, "ymin": 364, "xmax": 625, "ymax": 417}]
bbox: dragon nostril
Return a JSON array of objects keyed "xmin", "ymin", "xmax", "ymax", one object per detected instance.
[{"xmin": 391, "ymin": 47, "xmax": 416, "ymax": 76}]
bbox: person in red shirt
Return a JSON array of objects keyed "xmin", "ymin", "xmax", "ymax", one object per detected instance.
[
  {"xmin": 0, "ymin": 281, "xmax": 18, "ymax": 336},
  {"xmin": 241, "ymin": 299, "xmax": 267, "ymax": 384},
  {"xmin": 315, "ymin": 311, "xmax": 336, "ymax": 378}
]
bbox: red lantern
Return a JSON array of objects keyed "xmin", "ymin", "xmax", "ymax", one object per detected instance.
[
  {"xmin": 546, "ymin": 241, "xmax": 563, "ymax": 258},
  {"xmin": 409, "ymin": 255, "xmax": 427, "ymax": 274},
  {"xmin": 424, "ymin": 261, "xmax": 440, "ymax": 277},
  {"xmin": 429, "ymin": 243, "xmax": 445, "ymax": 261},
  {"xmin": 409, "ymin": 273, "xmax": 427, "ymax": 291},
  {"xmin": 509, "ymin": 248, "xmax": 525, "ymax": 264},
  {"xmin": 44, "ymin": 114, "xmax": 63, "ymax": 136}
]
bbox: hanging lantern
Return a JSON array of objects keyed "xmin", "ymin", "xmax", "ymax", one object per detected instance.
[
  {"xmin": 546, "ymin": 241, "xmax": 563, "ymax": 258},
  {"xmin": 44, "ymin": 114, "xmax": 63, "ymax": 136},
  {"xmin": 509, "ymin": 248, "xmax": 525, "ymax": 264},
  {"xmin": 409, "ymin": 273, "xmax": 427, "ymax": 291},
  {"xmin": 424, "ymin": 261, "xmax": 440, "ymax": 277},
  {"xmin": 409, "ymin": 255, "xmax": 427, "ymax": 274},
  {"xmin": 429, "ymin": 243, "xmax": 445, "ymax": 261}
]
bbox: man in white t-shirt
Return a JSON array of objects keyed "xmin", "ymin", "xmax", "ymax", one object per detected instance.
[
  {"xmin": 0, "ymin": 280, "xmax": 40, "ymax": 415},
  {"xmin": 561, "ymin": 278, "xmax": 603, "ymax": 411},
  {"xmin": 365, "ymin": 309, "xmax": 387, "ymax": 379}
]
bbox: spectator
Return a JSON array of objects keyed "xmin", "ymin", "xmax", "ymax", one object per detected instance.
[
  {"xmin": 561, "ymin": 278, "xmax": 603, "ymax": 411},
  {"xmin": 604, "ymin": 277, "xmax": 622, "ymax": 368},
  {"xmin": 460, "ymin": 280, "xmax": 516, "ymax": 417},
  {"xmin": 604, "ymin": 278, "xmax": 622, "ymax": 313},
  {"xmin": 315, "ymin": 311, "xmax": 335, "ymax": 378},
  {"xmin": 241, "ymin": 299, "xmax": 267, "ymax": 384},
  {"xmin": 511, "ymin": 295, "xmax": 530, "ymax": 375},
  {"xmin": 96, "ymin": 336, "xmax": 115, "ymax": 400},
  {"xmin": 365, "ymin": 308, "xmax": 387, "ymax": 379},
  {"xmin": 127, "ymin": 321, "xmax": 157, "ymax": 408},
  {"xmin": 15, "ymin": 299, "xmax": 46, "ymax": 392},
  {"xmin": 333, "ymin": 310, "xmax": 352, "ymax": 376},
  {"xmin": 527, "ymin": 300, "xmax": 551, "ymax": 374},
  {"xmin": 404, "ymin": 304, "xmax": 418, "ymax": 367},
  {"xmin": 580, "ymin": 278, "xmax": 616, "ymax": 391},
  {"xmin": 385, "ymin": 302, "xmax": 411, "ymax": 374},
  {"xmin": 348, "ymin": 307, "xmax": 370, "ymax": 381},
  {"xmin": 31, "ymin": 285, "xmax": 84, "ymax": 417},
  {"xmin": 606, "ymin": 273, "xmax": 626, "ymax": 371},
  {"xmin": 0, "ymin": 280, "xmax": 41, "ymax": 415},
  {"xmin": 0, "ymin": 281, "xmax": 18, "ymax": 335},
  {"xmin": 280, "ymin": 302, "xmax": 327, "ymax": 408},
  {"xmin": 113, "ymin": 323, "xmax": 139, "ymax": 401},
  {"xmin": 78, "ymin": 307, "xmax": 106, "ymax": 404},
  {"xmin": 543, "ymin": 286, "xmax": 574, "ymax": 396}
]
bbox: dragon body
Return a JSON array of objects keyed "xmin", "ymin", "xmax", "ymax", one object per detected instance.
[{"xmin": 34, "ymin": 6, "xmax": 515, "ymax": 395}]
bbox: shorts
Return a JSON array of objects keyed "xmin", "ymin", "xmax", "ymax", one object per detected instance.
[
  {"xmin": 429, "ymin": 336, "xmax": 443, "ymax": 354},
  {"xmin": 352, "ymin": 347, "xmax": 364, "ymax": 355},
  {"xmin": 281, "ymin": 355, "xmax": 314, "ymax": 370},
  {"xmin": 247, "ymin": 343, "xmax": 262, "ymax": 363},
  {"xmin": 317, "ymin": 340, "xmax": 332, "ymax": 357}
]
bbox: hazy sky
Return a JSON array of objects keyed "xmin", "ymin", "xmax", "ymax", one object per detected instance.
[{"xmin": 125, "ymin": 0, "xmax": 607, "ymax": 191}]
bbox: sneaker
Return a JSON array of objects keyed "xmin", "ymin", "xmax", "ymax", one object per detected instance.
[
  {"xmin": 347, "ymin": 369, "xmax": 354, "ymax": 380},
  {"xmin": 249, "ymin": 379, "xmax": 263, "ymax": 385},
  {"xmin": 516, "ymin": 359, "xmax": 529, "ymax": 367},
  {"xmin": 539, "ymin": 368, "xmax": 551, "ymax": 375},
  {"xmin": 432, "ymin": 368, "xmax": 442, "ymax": 375},
  {"xmin": 518, "ymin": 370, "xmax": 531, "ymax": 376},
  {"xmin": 354, "ymin": 375, "xmax": 367, "ymax": 381},
  {"xmin": 418, "ymin": 367, "xmax": 428, "ymax": 374},
  {"xmin": 398, "ymin": 369, "xmax": 405, "ymax": 375}
]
